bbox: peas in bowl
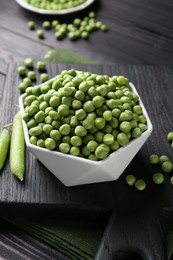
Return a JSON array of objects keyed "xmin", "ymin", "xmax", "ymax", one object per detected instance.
[{"xmin": 19, "ymin": 69, "xmax": 153, "ymax": 186}]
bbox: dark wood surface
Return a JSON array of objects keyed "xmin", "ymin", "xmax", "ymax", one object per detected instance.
[{"xmin": 1, "ymin": 0, "xmax": 173, "ymax": 259}]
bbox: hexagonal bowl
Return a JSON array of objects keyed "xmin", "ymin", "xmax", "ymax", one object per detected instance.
[{"xmin": 19, "ymin": 81, "xmax": 153, "ymax": 187}]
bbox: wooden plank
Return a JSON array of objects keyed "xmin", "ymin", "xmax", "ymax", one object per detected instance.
[{"xmin": 0, "ymin": 0, "xmax": 173, "ymax": 64}]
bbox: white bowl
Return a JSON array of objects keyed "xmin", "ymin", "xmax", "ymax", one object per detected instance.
[
  {"xmin": 15, "ymin": 0, "xmax": 95, "ymax": 15},
  {"xmin": 19, "ymin": 81, "xmax": 153, "ymax": 187}
]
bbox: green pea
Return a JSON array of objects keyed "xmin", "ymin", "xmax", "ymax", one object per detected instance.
[
  {"xmin": 27, "ymin": 21, "xmax": 35, "ymax": 30},
  {"xmin": 74, "ymin": 125, "xmax": 87, "ymax": 137},
  {"xmin": 30, "ymin": 136, "xmax": 38, "ymax": 145},
  {"xmin": 28, "ymin": 71, "xmax": 36, "ymax": 81},
  {"xmin": 87, "ymin": 140, "xmax": 98, "ymax": 152},
  {"xmin": 58, "ymin": 104, "xmax": 70, "ymax": 116},
  {"xmin": 40, "ymin": 73, "xmax": 49, "ymax": 83},
  {"xmin": 133, "ymin": 105, "xmax": 143, "ymax": 115},
  {"xmin": 29, "ymin": 126, "xmax": 42, "ymax": 136},
  {"xmin": 59, "ymin": 143, "xmax": 70, "ymax": 154},
  {"xmin": 162, "ymin": 161, "xmax": 173, "ymax": 173},
  {"xmin": 32, "ymin": 85, "xmax": 41, "ymax": 96},
  {"xmin": 167, "ymin": 132, "xmax": 173, "ymax": 142},
  {"xmin": 37, "ymin": 61, "xmax": 46, "ymax": 71},
  {"xmin": 34, "ymin": 111, "xmax": 46, "ymax": 123},
  {"xmin": 36, "ymin": 29, "xmax": 44, "ymax": 39},
  {"xmin": 135, "ymin": 179, "xmax": 146, "ymax": 191},
  {"xmin": 152, "ymin": 173, "xmax": 164, "ymax": 184},
  {"xmin": 170, "ymin": 176, "xmax": 173, "ymax": 185},
  {"xmin": 45, "ymin": 138, "xmax": 56, "ymax": 150},
  {"xmin": 149, "ymin": 154, "xmax": 159, "ymax": 164},
  {"xmin": 94, "ymin": 117, "xmax": 106, "ymax": 130},
  {"xmin": 24, "ymin": 57, "xmax": 34, "ymax": 68},
  {"xmin": 17, "ymin": 66, "xmax": 26, "ymax": 77},
  {"xmin": 27, "ymin": 118, "xmax": 37, "ymax": 129},
  {"xmin": 159, "ymin": 155, "xmax": 169, "ymax": 164},
  {"xmin": 132, "ymin": 127, "xmax": 142, "ymax": 138},
  {"xmin": 27, "ymin": 104, "xmax": 39, "ymax": 116},
  {"xmin": 50, "ymin": 130, "xmax": 61, "ymax": 141},
  {"xmin": 110, "ymin": 140, "xmax": 119, "ymax": 151},
  {"xmin": 95, "ymin": 144, "xmax": 110, "ymax": 160},
  {"xmin": 119, "ymin": 121, "xmax": 132, "ymax": 134},
  {"xmin": 49, "ymin": 96, "xmax": 60, "ymax": 108},
  {"xmin": 43, "ymin": 124, "xmax": 53, "ymax": 135},
  {"xmin": 42, "ymin": 21, "xmax": 51, "ymax": 29},
  {"xmin": 37, "ymin": 139, "xmax": 45, "ymax": 147},
  {"xmin": 125, "ymin": 174, "xmax": 136, "ymax": 186},
  {"xmin": 52, "ymin": 80, "xmax": 63, "ymax": 90},
  {"xmin": 70, "ymin": 146, "xmax": 80, "ymax": 156},
  {"xmin": 117, "ymin": 133, "xmax": 129, "ymax": 147},
  {"xmin": 59, "ymin": 124, "xmax": 71, "ymax": 136}
]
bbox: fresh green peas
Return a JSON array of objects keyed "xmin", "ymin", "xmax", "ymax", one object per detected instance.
[
  {"xmin": 70, "ymin": 136, "xmax": 82, "ymax": 146},
  {"xmin": 30, "ymin": 136, "xmax": 38, "ymax": 145},
  {"xmin": 167, "ymin": 132, "xmax": 173, "ymax": 142},
  {"xmin": 49, "ymin": 96, "xmax": 60, "ymax": 108},
  {"xmin": 18, "ymin": 82, "xmax": 28, "ymax": 92},
  {"xmin": 125, "ymin": 175, "xmax": 136, "ymax": 186},
  {"xmin": 162, "ymin": 161, "xmax": 173, "ymax": 173},
  {"xmin": 28, "ymin": 71, "xmax": 36, "ymax": 81},
  {"xmin": 75, "ymin": 109, "xmax": 86, "ymax": 120},
  {"xmin": 29, "ymin": 126, "xmax": 42, "ymax": 136},
  {"xmin": 24, "ymin": 57, "xmax": 34, "ymax": 68},
  {"xmin": 43, "ymin": 124, "xmax": 53, "ymax": 135},
  {"xmin": 18, "ymin": 66, "xmax": 26, "ymax": 77},
  {"xmin": 95, "ymin": 144, "xmax": 110, "ymax": 160},
  {"xmin": 45, "ymin": 138, "xmax": 56, "ymax": 150},
  {"xmin": 37, "ymin": 61, "xmax": 46, "ymax": 71},
  {"xmin": 133, "ymin": 105, "xmax": 143, "ymax": 115},
  {"xmin": 103, "ymin": 134, "xmax": 114, "ymax": 145},
  {"xmin": 37, "ymin": 139, "xmax": 45, "ymax": 147},
  {"xmin": 58, "ymin": 104, "xmax": 70, "ymax": 116},
  {"xmin": 87, "ymin": 140, "xmax": 98, "ymax": 152},
  {"xmin": 119, "ymin": 121, "xmax": 132, "ymax": 134},
  {"xmin": 135, "ymin": 179, "xmax": 146, "ymax": 191},
  {"xmin": 70, "ymin": 146, "xmax": 80, "ymax": 156},
  {"xmin": 59, "ymin": 124, "xmax": 71, "ymax": 135},
  {"xmin": 152, "ymin": 173, "xmax": 164, "ymax": 184},
  {"xmin": 83, "ymin": 101, "xmax": 95, "ymax": 113},
  {"xmin": 50, "ymin": 130, "xmax": 61, "ymax": 141},
  {"xmin": 82, "ymin": 116, "xmax": 95, "ymax": 129},
  {"xmin": 34, "ymin": 111, "xmax": 46, "ymax": 123},
  {"xmin": 36, "ymin": 30, "xmax": 44, "ymax": 39},
  {"xmin": 27, "ymin": 21, "xmax": 35, "ymax": 30},
  {"xmin": 40, "ymin": 73, "xmax": 49, "ymax": 83},
  {"xmin": 159, "ymin": 155, "xmax": 169, "ymax": 164},
  {"xmin": 94, "ymin": 117, "xmax": 106, "ymax": 130},
  {"xmin": 59, "ymin": 143, "xmax": 70, "ymax": 154},
  {"xmin": 149, "ymin": 154, "xmax": 159, "ymax": 164},
  {"xmin": 117, "ymin": 133, "xmax": 129, "ymax": 147},
  {"xmin": 42, "ymin": 21, "xmax": 51, "ymax": 29},
  {"xmin": 74, "ymin": 125, "xmax": 87, "ymax": 137}
]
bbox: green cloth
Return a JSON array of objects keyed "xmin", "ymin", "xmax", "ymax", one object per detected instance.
[
  {"xmin": 3, "ymin": 216, "xmax": 107, "ymax": 260},
  {"xmin": 44, "ymin": 48, "xmax": 98, "ymax": 64}
]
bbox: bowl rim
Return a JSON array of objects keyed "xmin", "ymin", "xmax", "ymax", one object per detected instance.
[
  {"xmin": 15, "ymin": 0, "xmax": 95, "ymax": 15},
  {"xmin": 19, "ymin": 77, "xmax": 153, "ymax": 165}
]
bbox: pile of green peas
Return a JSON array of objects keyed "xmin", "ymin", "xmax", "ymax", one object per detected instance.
[
  {"xmin": 17, "ymin": 58, "xmax": 48, "ymax": 92},
  {"xmin": 27, "ymin": 12, "xmax": 108, "ymax": 41},
  {"xmin": 22, "ymin": 69, "xmax": 148, "ymax": 161},
  {"xmin": 26, "ymin": 0, "xmax": 87, "ymax": 11}
]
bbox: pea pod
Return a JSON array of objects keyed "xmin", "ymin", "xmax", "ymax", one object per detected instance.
[
  {"xmin": 10, "ymin": 111, "xmax": 25, "ymax": 181},
  {"xmin": 0, "ymin": 127, "xmax": 10, "ymax": 171}
]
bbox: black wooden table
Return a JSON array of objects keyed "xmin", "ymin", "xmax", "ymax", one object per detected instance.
[{"xmin": 0, "ymin": 0, "xmax": 173, "ymax": 259}]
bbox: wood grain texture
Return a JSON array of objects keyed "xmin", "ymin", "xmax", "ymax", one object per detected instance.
[{"xmin": 0, "ymin": 0, "xmax": 173, "ymax": 64}]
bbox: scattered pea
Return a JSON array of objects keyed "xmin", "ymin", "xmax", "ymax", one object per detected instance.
[
  {"xmin": 36, "ymin": 29, "xmax": 44, "ymax": 39},
  {"xmin": 152, "ymin": 173, "xmax": 164, "ymax": 184},
  {"xmin": 135, "ymin": 179, "xmax": 146, "ymax": 191},
  {"xmin": 27, "ymin": 21, "xmax": 35, "ymax": 30},
  {"xmin": 125, "ymin": 174, "xmax": 136, "ymax": 186},
  {"xmin": 149, "ymin": 154, "xmax": 159, "ymax": 164},
  {"xmin": 17, "ymin": 66, "xmax": 26, "ymax": 77},
  {"xmin": 162, "ymin": 161, "xmax": 173, "ymax": 173},
  {"xmin": 159, "ymin": 155, "xmax": 169, "ymax": 164},
  {"xmin": 24, "ymin": 57, "xmax": 34, "ymax": 68}
]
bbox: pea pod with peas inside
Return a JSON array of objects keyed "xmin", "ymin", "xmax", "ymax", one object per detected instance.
[
  {"xmin": 10, "ymin": 111, "xmax": 25, "ymax": 181},
  {"xmin": 0, "ymin": 127, "xmax": 10, "ymax": 171}
]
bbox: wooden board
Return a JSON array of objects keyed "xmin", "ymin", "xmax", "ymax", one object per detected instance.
[{"xmin": 1, "ymin": 63, "xmax": 173, "ymax": 259}]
